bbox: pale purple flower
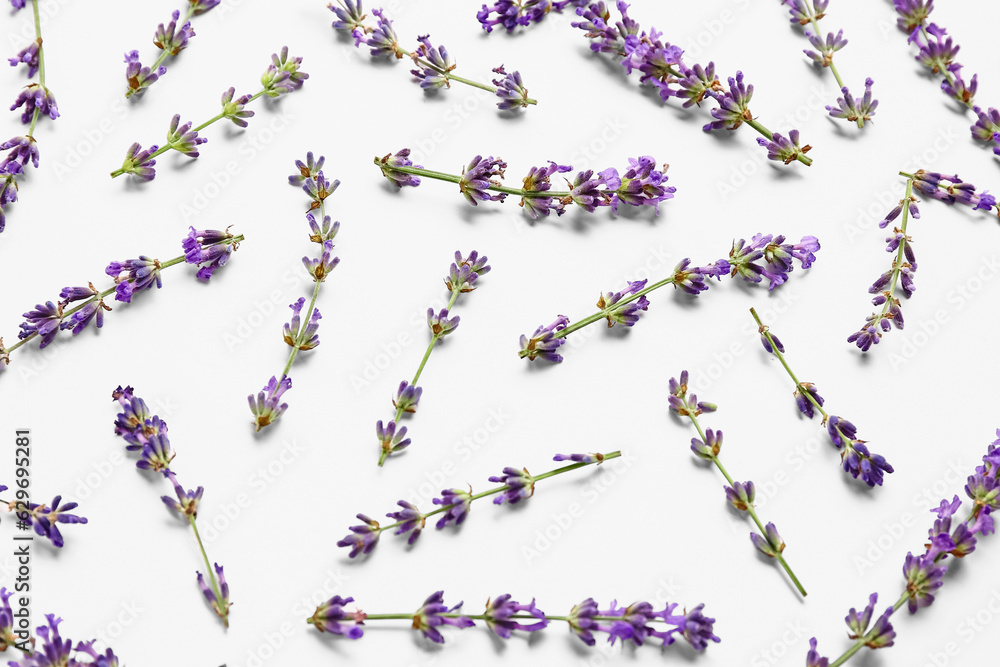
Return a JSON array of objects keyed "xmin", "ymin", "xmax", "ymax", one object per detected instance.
[
  {"xmin": 491, "ymin": 65, "xmax": 531, "ymax": 110},
  {"xmin": 518, "ymin": 315, "xmax": 570, "ymax": 362},
  {"xmin": 249, "ymin": 375, "xmax": 291, "ymax": 431}
]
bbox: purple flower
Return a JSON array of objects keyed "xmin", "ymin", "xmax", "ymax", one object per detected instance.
[
  {"xmin": 603, "ymin": 156, "xmax": 675, "ymax": 214},
  {"xmin": 11, "ymin": 83, "xmax": 59, "ymax": 124},
  {"xmin": 249, "ymin": 375, "xmax": 291, "ymax": 431},
  {"xmin": 843, "ymin": 441, "xmax": 894, "ymax": 487},
  {"xmin": 183, "ymin": 227, "xmax": 233, "ymax": 280},
  {"xmin": 671, "ymin": 258, "xmax": 730, "ymax": 296},
  {"xmin": 115, "ymin": 142, "xmax": 159, "ymax": 181},
  {"xmin": 427, "ymin": 308, "xmax": 460, "ymax": 337},
  {"xmin": 432, "ymin": 488, "xmax": 473, "ymax": 528},
  {"xmin": 668, "ymin": 370, "xmax": 718, "ymax": 416},
  {"xmin": 903, "ymin": 552, "xmax": 947, "ymax": 612},
  {"xmin": 220, "ymin": 87, "xmax": 255, "ymax": 127},
  {"xmin": 302, "ymin": 172, "xmax": 340, "ymax": 211},
  {"xmin": 161, "ymin": 472, "xmax": 204, "ymax": 518},
  {"xmin": 677, "ymin": 62, "xmax": 721, "ymax": 108},
  {"xmin": 806, "ymin": 638, "xmax": 830, "ymax": 667},
  {"xmin": 196, "ymin": 563, "xmax": 231, "ymax": 622},
  {"xmin": 290, "ymin": 152, "xmax": 325, "ymax": 185},
  {"xmin": 283, "ymin": 298, "xmax": 322, "ymax": 350},
  {"xmin": 22, "ymin": 495, "xmax": 88, "ymax": 548},
  {"xmin": 165, "ymin": 114, "xmax": 207, "ymax": 158},
  {"xmin": 190, "ymin": 0, "xmax": 221, "ymax": 14},
  {"xmin": 691, "ymin": 428, "xmax": 722, "ymax": 460},
  {"xmin": 136, "ymin": 432, "xmax": 175, "ymax": 474},
  {"xmin": 18, "ymin": 301, "xmax": 63, "ymax": 347},
  {"xmin": 655, "ymin": 603, "xmax": 721, "ymax": 650},
  {"xmin": 361, "ymin": 8, "xmax": 401, "ymax": 58},
  {"xmin": 329, "ymin": 0, "xmax": 367, "ymax": 36},
  {"xmin": 303, "ymin": 240, "xmax": 340, "ymax": 282},
  {"xmin": 757, "ymin": 130, "xmax": 811, "ymax": 164},
  {"xmin": 260, "ymin": 46, "xmax": 309, "ymax": 97},
  {"xmin": 410, "ymin": 35, "xmax": 455, "ymax": 89},
  {"xmin": 914, "ymin": 24, "xmax": 959, "ymax": 73},
  {"xmin": 308, "ymin": 595, "xmax": 365, "ymax": 638},
  {"xmin": 826, "ymin": 415, "xmax": 856, "ymax": 448},
  {"xmin": 784, "ymin": 0, "xmax": 828, "ymax": 24},
  {"xmin": 0, "ymin": 174, "xmax": 17, "ymax": 232},
  {"xmin": 488, "ymin": 466, "xmax": 535, "ymax": 505},
  {"xmin": 105, "ymin": 256, "xmax": 163, "ymax": 302},
  {"xmin": 478, "ymin": 0, "xmax": 583, "ymax": 32},
  {"xmin": 750, "ymin": 521, "xmax": 785, "ymax": 558},
  {"xmin": 894, "ymin": 0, "xmax": 933, "ymax": 33},
  {"xmin": 124, "ymin": 50, "xmax": 167, "ymax": 98},
  {"xmin": 459, "ymin": 155, "xmax": 507, "ymax": 205},
  {"xmin": 911, "ymin": 170, "xmax": 997, "ymax": 212},
  {"xmin": 393, "ymin": 381, "xmax": 422, "ymax": 413},
  {"xmin": 337, "ymin": 514, "xmax": 382, "ymax": 557},
  {"xmin": 518, "ymin": 315, "xmax": 570, "ymax": 362},
  {"xmin": 724, "ymin": 481, "xmax": 755, "ymax": 511},
  {"xmin": 8, "ymin": 39, "xmax": 41, "ymax": 78},
  {"xmin": 484, "ymin": 595, "xmax": 548, "ymax": 638},
  {"xmin": 412, "ymin": 591, "xmax": 475, "ymax": 643},
  {"xmin": 153, "ymin": 10, "xmax": 195, "ymax": 56},
  {"xmin": 307, "ymin": 213, "xmax": 340, "ymax": 243},
  {"xmin": 553, "ymin": 452, "xmax": 604, "ymax": 463},
  {"xmin": 520, "ymin": 161, "xmax": 572, "ymax": 218},
  {"xmin": 386, "ymin": 500, "xmax": 425, "ymax": 545},
  {"xmin": 704, "ymin": 71, "xmax": 753, "ymax": 132},
  {"xmin": 793, "ymin": 383, "xmax": 823, "ymax": 418},
  {"xmin": 491, "ymin": 65, "xmax": 531, "ymax": 110},
  {"xmin": 597, "ymin": 280, "xmax": 649, "ymax": 327},
  {"xmin": 376, "ymin": 420, "xmax": 410, "ymax": 456},
  {"xmin": 965, "ymin": 472, "xmax": 1000, "ymax": 513},
  {"xmin": 376, "ymin": 148, "xmax": 422, "ymax": 188},
  {"xmin": 447, "ymin": 251, "xmax": 491, "ymax": 291},
  {"xmin": 826, "ymin": 78, "xmax": 878, "ymax": 127},
  {"xmin": 803, "ymin": 29, "xmax": 847, "ymax": 66},
  {"xmin": 942, "ymin": 67, "xmax": 977, "ymax": 105},
  {"xmin": 971, "ymin": 105, "xmax": 1000, "ymax": 143},
  {"xmin": 60, "ymin": 298, "xmax": 110, "ymax": 336},
  {"xmin": 567, "ymin": 169, "xmax": 605, "ymax": 212}
]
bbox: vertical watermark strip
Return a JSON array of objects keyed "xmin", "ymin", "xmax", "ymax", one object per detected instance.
[{"xmin": 12, "ymin": 429, "xmax": 32, "ymax": 649}]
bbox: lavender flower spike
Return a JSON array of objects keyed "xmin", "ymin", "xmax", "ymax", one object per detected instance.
[
  {"xmin": 6, "ymin": 615, "xmax": 119, "ymax": 667},
  {"xmin": 331, "ymin": 3, "xmax": 537, "ymax": 109},
  {"xmin": 669, "ymin": 370, "xmax": 807, "ymax": 596},
  {"xmin": 376, "ymin": 251, "xmax": 490, "ymax": 466},
  {"xmin": 0, "ymin": 486, "xmax": 88, "ymax": 548},
  {"xmin": 247, "ymin": 154, "xmax": 340, "ymax": 432}
]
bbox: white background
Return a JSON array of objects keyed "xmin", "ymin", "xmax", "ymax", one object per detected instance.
[{"xmin": 1, "ymin": 1, "xmax": 999, "ymax": 666}]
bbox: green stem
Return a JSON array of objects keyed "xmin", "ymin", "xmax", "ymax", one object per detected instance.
[
  {"xmin": 26, "ymin": 0, "xmax": 45, "ymax": 137},
  {"xmin": 373, "ymin": 162, "xmax": 573, "ymax": 199},
  {"xmin": 555, "ymin": 275, "xmax": 678, "ymax": 339},
  {"xmin": 187, "ymin": 514, "xmax": 229, "ymax": 628},
  {"xmin": 871, "ymin": 176, "xmax": 915, "ymax": 328},
  {"xmin": 111, "ymin": 91, "xmax": 266, "ymax": 177},
  {"xmin": 745, "ymin": 119, "xmax": 813, "ymax": 166},
  {"xmin": 396, "ymin": 46, "xmax": 537, "ymax": 105},
  {"xmin": 377, "ymin": 286, "xmax": 462, "ymax": 467},
  {"xmin": 749, "ymin": 307, "xmax": 828, "ymax": 422},
  {"xmin": 3, "ymin": 235, "xmax": 244, "ymax": 359},
  {"xmin": 373, "ymin": 451, "xmax": 622, "ymax": 532},
  {"xmin": 685, "ymin": 406, "xmax": 807, "ymax": 597}
]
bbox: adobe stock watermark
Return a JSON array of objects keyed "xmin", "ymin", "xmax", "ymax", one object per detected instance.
[
  {"xmin": 679, "ymin": 0, "xmax": 752, "ymax": 60},
  {"xmin": 522, "ymin": 451, "xmax": 637, "ymax": 564},
  {"xmin": 749, "ymin": 618, "xmax": 809, "ymax": 667}
]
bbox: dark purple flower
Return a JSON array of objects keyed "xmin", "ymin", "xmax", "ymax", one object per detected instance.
[
  {"xmin": 165, "ymin": 114, "xmax": 207, "ymax": 158},
  {"xmin": 432, "ymin": 488, "xmax": 473, "ymax": 528},
  {"xmin": 308, "ymin": 595, "xmax": 365, "ymax": 638},
  {"xmin": 826, "ymin": 415, "xmax": 856, "ymax": 448},
  {"xmin": 458, "ymin": 155, "xmax": 507, "ymax": 205},
  {"xmin": 413, "ymin": 591, "xmax": 474, "ymax": 643},
  {"xmin": 847, "ymin": 314, "xmax": 882, "ymax": 351},
  {"xmin": 757, "ymin": 130, "xmax": 812, "ymax": 164},
  {"xmin": 671, "ymin": 258, "xmax": 729, "ymax": 295},
  {"xmin": 750, "ymin": 521, "xmax": 785, "ymax": 558},
  {"xmin": 183, "ymin": 226, "xmax": 233, "ymax": 280},
  {"xmin": 912, "ymin": 170, "xmax": 997, "ymax": 212},
  {"xmin": 137, "ymin": 432, "xmax": 175, "ymax": 474},
  {"xmin": 704, "ymin": 71, "xmax": 753, "ymax": 132},
  {"xmin": 602, "ymin": 155, "xmax": 675, "ymax": 214},
  {"xmin": 376, "ymin": 420, "xmax": 410, "ymax": 456},
  {"xmin": 196, "ymin": 563, "xmax": 231, "ymax": 622},
  {"xmin": 386, "ymin": 500, "xmax": 425, "ymax": 545},
  {"xmin": 484, "ymin": 595, "xmax": 548, "ymax": 638},
  {"xmin": 124, "ymin": 50, "xmax": 167, "ymax": 98},
  {"xmin": 488, "ymin": 466, "xmax": 535, "ymax": 505},
  {"xmin": 491, "ymin": 65, "xmax": 531, "ymax": 110},
  {"xmin": 655, "ymin": 603, "xmax": 721, "ymax": 650},
  {"xmin": 566, "ymin": 598, "xmax": 627, "ymax": 647},
  {"xmin": 597, "ymin": 279, "xmax": 649, "ymax": 327},
  {"xmin": 112, "ymin": 385, "xmax": 158, "ymax": 448},
  {"xmin": 337, "ymin": 514, "xmax": 382, "ymax": 557},
  {"xmin": 283, "ymin": 298, "xmax": 321, "ymax": 351},
  {"xmin": 23, "ymin": 495, "xmax": 88, "ymax": 548},
  {"xmin": 478, "ymin": 0, "xmax": 583, "ymax": 33},
  {"xmin": 260, "ymin": 47, "xmax": 309, "ymax": 98},
  {"xmin": 18, "ymin": 301, "xmax": 63, "ymax": 348},
  {"xmin": 806, "ymin": 637, "xmax": 830, "ymax": 667},
  {"xmin": 153, "ymin": 10, "xmax": 195, "ymax": 56},
  {"xmin": 105, "ymin": 255, "xmax": 162, "ymax": 302},
  {"xmin": 843, "ymin": 441, "xmax": 894, "ymax": 487},
  {"xmin": 894, "ymin": 0, "xmax": 933, "ymax": 33},
  {"xmin": 794, "ymin": 383, "xmax": 823, "ymax": 418},
  {"xmin": 376, "ymin": 149, "xmax": 422, "ymax": 188},
  {"xmin": 902, "ymin": 552, "xmax": 947, "ymax": 613},
  {"xmin": 115, "ymin": 142, "xmax": 159, "ymax": 181},
  {"xmin": 11, "ymin": 83, "xmax": 59, "ymax": 124},
  {"xmin": 393, "ymin": 380, "xmax": 422, "ymax": 413},
  {"xmin": 8, "ymin": 39, "xmax": 41, "ymax": 78},
  {"xmin": 519, "ymin": 315, "xmax": 570, "ymax": 362},
  {"xmin": 60, "ymin": 298, "xmax": 110, "ymax": 336},
  {"xmin": 520, "ymin": 161, "xmax": 572, "ymax": 218},
  {"xmin": 249, "ymin": 375, "xmax": 291, "ymax": 431},
  {"xmin": 724, "ymin": 481, "xmax": 755, "ymax": 511}
]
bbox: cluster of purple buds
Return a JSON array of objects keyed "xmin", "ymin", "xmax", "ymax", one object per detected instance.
[
  {"xmin": 112, "ymin": 385, "xmax": 231, "ymax": 627},
  {"xmin": 5, "ymin": 612, "xmax": 120, "ymax": 667},
  {"xmin": 338, "ymin": 452, "xmax": 615, "ymax": 556},
  {"xmin": 571, "ymin": 2, "xmax": 812, "ymax": 165},
  {"xmin": 377, "ymin": 151, "xmax": 675, "ymax": 217},
  {"xmin": 729, "ymin": 233, "xmax": 821, "ymax": 290},
  {"xmin": 909, "ymin": 170, "xmax": 997, "ymax": 211},
  {"xmin": 808, "ymin": 431, "xmax": 1000, "ymax": 665},
  {"xmin": 0, "ymin": 485, "xmax": 87, "ymax": 548},
  {"xmin": 826, "ymin": 78, "xmax": 878, "ymax": 128},
  {"xmin": 124, "ymin": 2, "xmax": 221, "ymax": 98},
  {"xmin": 249, "ymin": 153, "xmax": 339, "ymax": 432},
  {"xmin": 308, "ymin": 591, "xmax": 719, "ymax": 651},
  {"xmin": 331, "ymin": 1, "xmax": 534, "ymax": 110},
  {"xmin": 477, "ymin": 0, "xmax": 586, "ymax": 32},
  {"xmin": 182, "ymin": 226, "xmax": 236, "ymax": 280}
]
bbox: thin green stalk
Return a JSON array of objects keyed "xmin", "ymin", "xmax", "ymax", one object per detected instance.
[
  {"xmin": 373, "ymin": 451, "xmax": 622, "ymax": 533},
  {"xmin": 2, "ymin": 235, "xmax": 244, "ymax": 359},
  {"xmin": 684, "ymin": 403, "xmax": 807, "ymax": 597},
  {"xmin": 110, "ymin": 91, "xmax": 266, "ymax": 177},
  {"xmin": 555, "ymin": 275, "xmax": 677, "ymax": 339},
  {"xmin": 187, "ymin": 514, "xmax": 229, "ymax": 628},
  {"xmin": 874, "ymin": 175, "xmax": 915, "ymax": 323},
  {"xmin": 26, "ymin": 0, "xmax": 45, "ymax": 137},
  {"xmin": 373, "ymin": 162, "xmax": 575, "ymax": 199},
  {"xmin": 744, "ymin": 119, "xmax": 813, "ymax": 166},
  {"xmin": 394, "ymin": 46, "xmax": 537, "ymax": 105}
]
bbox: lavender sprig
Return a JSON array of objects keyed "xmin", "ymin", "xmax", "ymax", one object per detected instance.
[
  {"xmin": 478, "ymin": 1, "xmax": 586, "ymax": 32},
  {"xmin": 0, "ymin": 485, "xmax": 87, "ymax": 548},
  {"xmin": 248, "ymin": 153, "xmax": 340, "ymax": 432},
  {"xmin": 808, "ymin": 430, "xmax": 1000, "ymax": 667},
  {"xmin": 111, "ymin": 47, "xmax": 307, "ymax": 181},
  {"xmin": 668, "ymin": 371, "xmax": 807, "ymax": 596},
  {"xmin": 375, "ymin": 251, "xmax": 490, "ymax": 466},
  {"xmin": 307, "ymin": 589, "xmax": 719, "ymax": 651},
  {"xmin": 572, "ymin": 2, "xmax": 813, "ymax": 165},
  {"xmin": 780, "ymin": 1, "xmax": 877, "ymax": 128},
  {"xmin": 847, "ymin": 170, "xmax": 996, "ymax": 351},
  {"xmin": 339, "ymin": 452, "xmax": 618, "ymax": 556},
  {"xmin": 124, "ymin": 1, "xmax": 222, "ymax": 98},
  {"xmin": 112, "ymin": 385, "xmax": 231, "ymax": 628},
  {"xmin": 2, "ymin": 0, "xmax": 59, "ymax": 232},
  {"xmin": 751, "ymin": 309, "xmax": 894, "ymax": 487},
  {"xmin": 375, "ymin": 151, "xmax": 675, "ymax": 217},
  {"xmin": 518, "ymin": 234, "xmax": 820, "ymax": 363},
  {"xmin": 330, "ymin": 2, "xmax": 536, "ymax": 109},
  {"xmin": 4, "ymin": 611, "xmax": 120, "ymax": 664},
  {"xmin": 0, "ymin": 229, "xmax": 242, "ymax": 373}
]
